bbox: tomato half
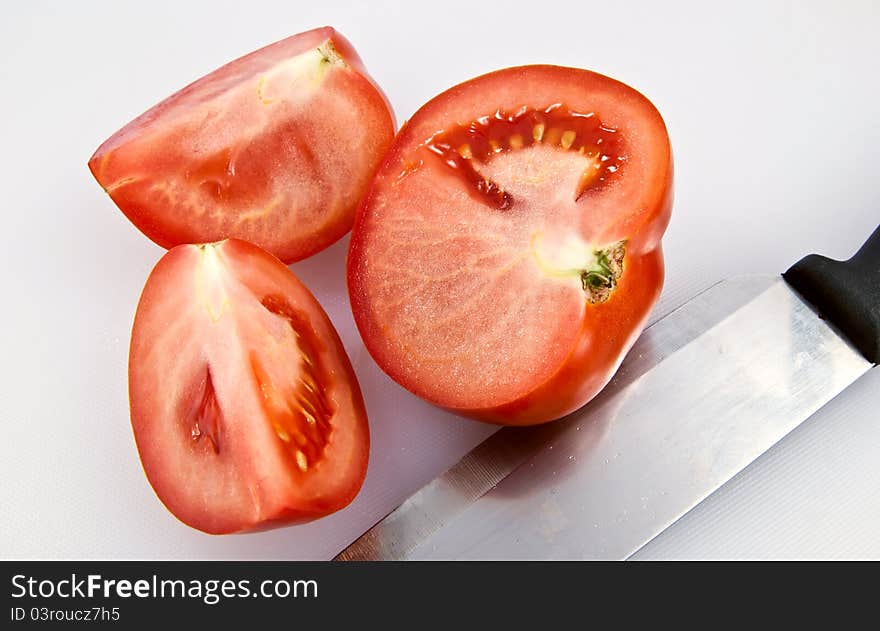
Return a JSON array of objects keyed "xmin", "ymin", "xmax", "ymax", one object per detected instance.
[
  {"xmin": 130, "ymin": 239, "xmax": 369, "ymax": 533},
  {"xmin": 348, "ymin": 65, "xmax": 672, "ymax": 425},
  {"xmin": 90, "ymin": 27, "xmax": 395, "ymax": 263}
]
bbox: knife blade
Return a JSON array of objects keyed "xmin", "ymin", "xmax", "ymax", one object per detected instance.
[{"xmin": 336, "ymin": 226, "xmax": 879, "ymax": 560}]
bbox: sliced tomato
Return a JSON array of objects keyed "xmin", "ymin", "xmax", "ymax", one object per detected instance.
[
  {"xmin": 130, "ymin": 239, "xmax": 369, "ymax": 533},
  {"xmin": 348, "ymin": 65, "xmax": 673, "ymax": 425},
  {"xmin": 90, "ymin": 27, "xmax": 395, "ymax": 263}
]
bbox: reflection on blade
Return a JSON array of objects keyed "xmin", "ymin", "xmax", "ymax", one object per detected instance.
[
  {"xmin": 405, "ymin": 279, "xmax": 871, "ymax": 559},
  {"xmin": 336, "ymin": 276, "xmax": 864, "ymax": 560}
]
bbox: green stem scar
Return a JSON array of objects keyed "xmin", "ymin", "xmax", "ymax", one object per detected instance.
[
  {"xmin": 316, "ymin": 42, "xmax": 345, "ymax": 67},
  {"xmin": 531, "ymin": 234, "xmax": 627, "ymax": 304}
]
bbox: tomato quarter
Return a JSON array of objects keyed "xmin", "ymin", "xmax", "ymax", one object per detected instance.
[
  {"xmin": 348, "ymin": 65, "xmax": 672, "ymax": 425},
  {"xmin": 90, "ymin": 27, "xmax": 395, "ymax": 263},
  {"xmin": 130, "ymin": 239, "xmax": 369, "ymax": 533}
]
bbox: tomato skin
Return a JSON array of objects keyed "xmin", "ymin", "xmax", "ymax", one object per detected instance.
[
  {"xmin": 130, "ymin": 239, "xmax": 369, "ymax": 533},
  {"xmin": 464, "ymin": 249, "xmax": 665, "ymax": 425},
  {"xmin": 348, "ymin": 65, "xmax": 672, "ymax": 426},
  {"xmin": 90, "ymin": 27, "xmax": 395, "ymax": 264}
]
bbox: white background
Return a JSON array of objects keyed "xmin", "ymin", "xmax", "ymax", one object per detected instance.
[{"xmin": 1, "ymin": 0, "xmax": 878, "ymax": 559}]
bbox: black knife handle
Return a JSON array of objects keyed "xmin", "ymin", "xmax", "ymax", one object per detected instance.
[{"xmin": 783, "ymin": 224, "xmax": 880, "ymax": 364}]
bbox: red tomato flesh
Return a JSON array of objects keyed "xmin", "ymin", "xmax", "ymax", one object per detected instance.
[
  {"xmin": 130, "ymin": 239, "xmax": 369, "ymax": 533},
  {"xmin": 348, "ymin": 66, "xmax": 672, "ymax": 425},
  {"xmin": 90, "ymin": 27, "xmax": 395, "ymax": 263}
]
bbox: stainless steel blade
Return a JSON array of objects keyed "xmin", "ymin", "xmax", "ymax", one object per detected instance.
[{"xmin": 338, "ymin": 275, "xmax": 871, "ymax": 560}]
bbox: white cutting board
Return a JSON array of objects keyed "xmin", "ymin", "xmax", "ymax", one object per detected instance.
[{"xmin": 2, "ymin": 0, "xmax": 878, "ymax": 559}]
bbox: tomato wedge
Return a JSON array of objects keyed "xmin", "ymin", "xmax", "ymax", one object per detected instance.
[
  {"xmin": 90, "ymin": 27, "xmax": 395, "ymax": 263},
  {"xmin": 130, "ymin": 239, "xmax": 369, "ymax": 533},
  {"xmin": 348, "ymin": 65, "xmax": 673, "ymax": 425}
]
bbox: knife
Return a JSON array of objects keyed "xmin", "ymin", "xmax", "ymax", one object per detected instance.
[{"xmin": 336, "ymin": 225, "xmax": 880, "ymax": 560}]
